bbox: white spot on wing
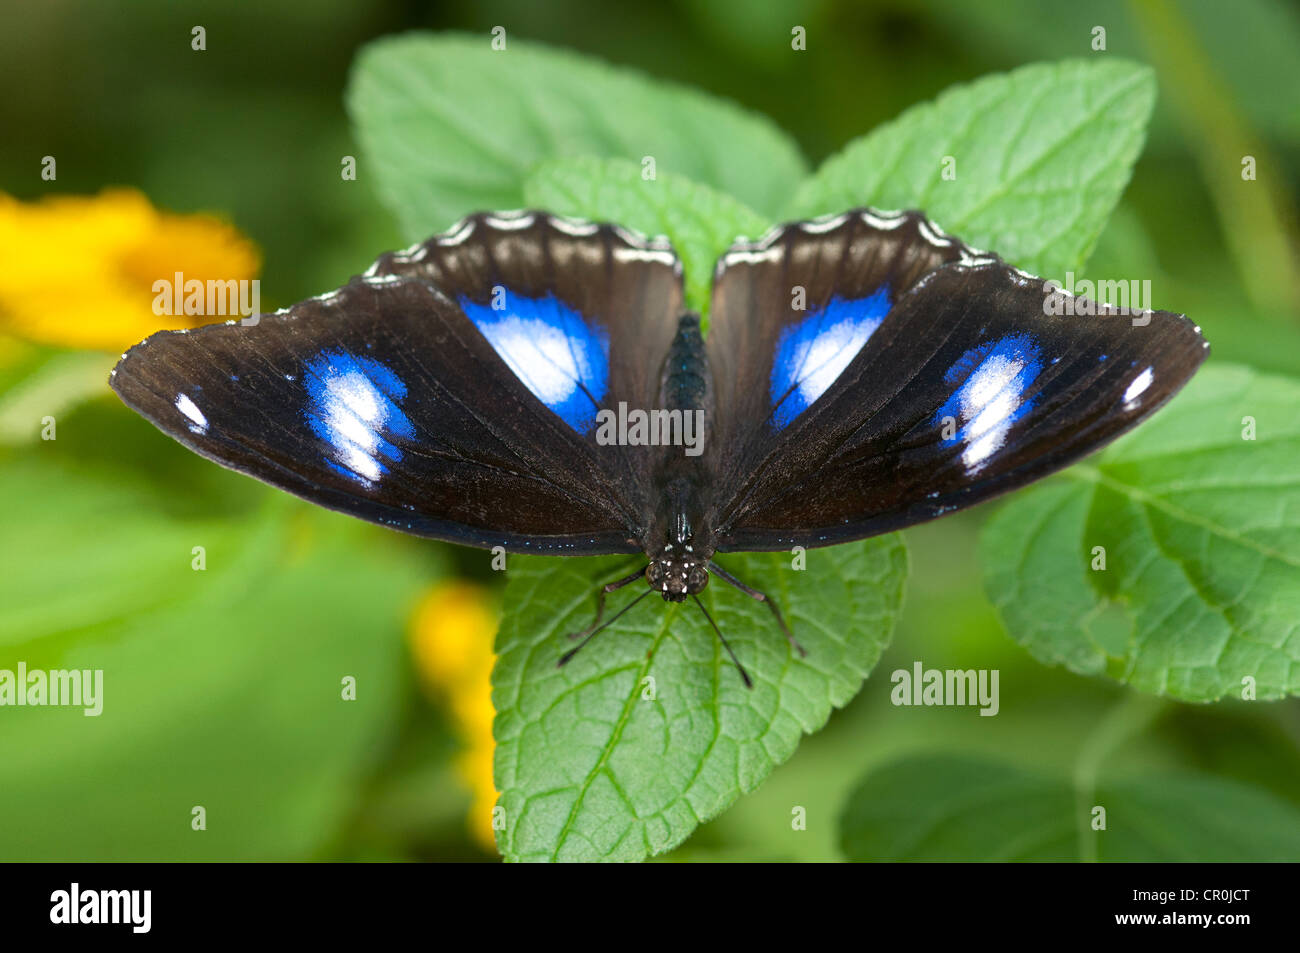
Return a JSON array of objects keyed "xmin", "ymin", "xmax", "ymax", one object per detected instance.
[
  {"xmin": 484, "ymin": 212, "xmax": 537, "ymax": 231},
  {"xmin": 315, "ymin": 369, "xmax": 392, "ymax": 483},
  {"xmin": 481, "ymin": 319, "xmax": 585, "ymax": 407},
  {"xmin": 791, "ymin": 320, "xmax": 874, "ymax": 409},
  {"xmin": 612, "ymin": 246, "xmax": 678, "ymax": 267},
  {"xmin": 1123, "ymin": 366, "xmax": 1154, "ymax": 406},
  {"xmin": 550, "ymin": 216, "xmax": 601, "ymax": 237},
  {"xmin": 176, "ymin": 393, "xmax": 208, "ymax": 435}
]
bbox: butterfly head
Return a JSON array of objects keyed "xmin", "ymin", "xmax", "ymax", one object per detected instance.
[{"xmin": 645, "ymin": 545, "xmax": 708, "ymax": 603}]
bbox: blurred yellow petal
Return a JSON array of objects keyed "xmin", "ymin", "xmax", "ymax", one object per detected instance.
[
  {"xmin": 409, "ymin": 580, "xmax": 500, "ymax": 852},
  {"xmin": 0, "ymin": 188, "xmax": 259, "ymax": 351},
  {"xmin": 459, "ymin": 744, "xmax": 498, "ymax": 850},
  {"xmin": 411, "ymin": 580, "xmax": 497, "ymax": 688}
]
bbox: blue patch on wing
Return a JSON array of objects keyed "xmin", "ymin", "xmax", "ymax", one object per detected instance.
[
  {"xmin": 769, "ymin": 287, "xmax": 892, "ymax": 430},
  {"xmin": 458, "ymin": 290, "xmax": 609, "ymax": 434},
  {"xmin": 303, "ymin": 350, "xmax": 415, "ymax": 487},
  {"xmin": 932, "ymin": 333, "xmax": 1043, "ymax": 471}
]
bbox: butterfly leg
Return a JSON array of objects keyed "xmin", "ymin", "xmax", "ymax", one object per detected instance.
[
  {"xmin": 708, "ymin": 561, "xmax": 807, "ymax": 657},
  {"xmin": 557, "ymin": 565, "xmax": 648, "ymax": 669},
  {"xmin": 564, "ymin": 565, "xmax": 646, "ymax": 640},
  {"xmin": 691, "ymin": 595, "xmax": 753, "ymax": 689},
  {"xmin": 559, "ymin": 588, "xmax": 652, "ymax": 668}
]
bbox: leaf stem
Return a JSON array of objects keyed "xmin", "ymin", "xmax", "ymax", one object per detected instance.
[
  {"xmin": 1072, "ymin": 691, "xmax": 1166, "ymax": 861},
  {"xmin": 1128, "ymin": 0, "xmax": 1300, "ymax": 319}
]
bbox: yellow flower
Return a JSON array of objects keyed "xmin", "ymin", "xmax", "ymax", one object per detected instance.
[
  {"xmin": 409, "ymin": 580, "xmax": 500, "ymax": 851},
  {"xmin": 0, "ymin": 188, "xmax": 260, "ymax": 351}
]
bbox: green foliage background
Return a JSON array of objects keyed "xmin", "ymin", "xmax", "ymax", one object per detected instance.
[{"xmin": 1, "ymin": 0, "xmax": 1298, "ymax": 862}]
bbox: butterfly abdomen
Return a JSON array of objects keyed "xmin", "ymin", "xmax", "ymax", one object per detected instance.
[{"xmin": 660, "ymin": 312, "xmax": 711, "ymax": 414}]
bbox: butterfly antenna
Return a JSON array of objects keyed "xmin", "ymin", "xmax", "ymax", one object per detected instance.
[
  {"xmin": 558, "ymin": 588, "xmax": 652, "ymax": 668},
  {"xmin": 691, "ymin": 594, "xmax": 753, "ymax": 689},
  {"xmin": 707, "ymin": 561, "xmax": 806, "ymax": 657}
]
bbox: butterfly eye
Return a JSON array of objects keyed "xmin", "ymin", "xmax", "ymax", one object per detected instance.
[
  {"xmin": 645, "ymin": 562, "xmax": 666, "ymax": 586},
  {"xmin": 687, "ymin": 566, "xmax": 708, "ymax": 593}
]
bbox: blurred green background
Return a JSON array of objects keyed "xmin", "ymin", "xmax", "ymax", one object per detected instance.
[{"xmin": 1, "ymin": 0, "xmax": 1298, "ymax": 862}]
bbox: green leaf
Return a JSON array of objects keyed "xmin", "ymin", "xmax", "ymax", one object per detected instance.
[
  {"xmin": 0, "ymin": 350, "xmax": 115, "ymax": 445},
  {"xmin": 346, "ymin": 32, "xmax": 807, "ymax": 241},
  {"xmin": 788, "ymin": 59, "xmax": 1156, "ymax": 276},
  {"xmin": 840, "ymin": 753, "xmax": 1300, "ymax": 861},
  {"xmin": 493, "ymin": 539, "xmax": 906, "ymax": 862},
  {"xmin": 981, "ymin": 364, "xmax": 1300, "ymax": 702},
  {"xmin": 0, "ymin": 452, "xmax": 431, "ymax": 860},
  {"xmin": 921, "ymin": 0, "xmax": 1300, "ymax": 148},
  {"xmin": 523, "ymin": 156, "xmax": 771, "ymax": 316}
]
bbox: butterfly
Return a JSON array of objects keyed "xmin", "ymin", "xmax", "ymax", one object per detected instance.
[{"xmin": 111, "ymin": 209, "xmax": 1208, "ymax": 686}]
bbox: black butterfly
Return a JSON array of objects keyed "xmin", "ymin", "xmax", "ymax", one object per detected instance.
[{"xmin": 111, "ymin": 209, "xmax": 1208, "ymax": 686}]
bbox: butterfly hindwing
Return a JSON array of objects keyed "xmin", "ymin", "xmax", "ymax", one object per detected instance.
[
  {"xmin": 705, "ymin": 209, "xmax": 973, "ymax": 465},
  {"xmin": 706, "ymin": 209, "xmax": 1209, "ymax": 550},
  {"xmin": 365, "ymin": 211, "xmax": 685, "ymax": 442},
  {"xmin": 111, "ymin": 212, "xmax": 684, "ymax": 553}
]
